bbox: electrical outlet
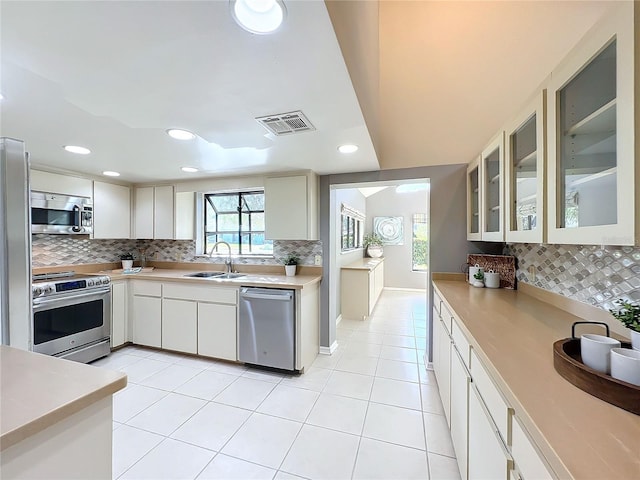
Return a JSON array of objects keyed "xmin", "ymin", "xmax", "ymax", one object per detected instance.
[
  {"xmin": 528, "ymin": 265, "xmax": 536, "ymax": 281},
  {"xmin": 314, "ymin": 255, "xmax": 322, "ymax": 266}
]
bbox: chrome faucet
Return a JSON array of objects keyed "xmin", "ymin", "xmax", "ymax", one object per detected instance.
[{"xmin": 210, "ymin": 241, "xmax": 233, "ymax": 273}]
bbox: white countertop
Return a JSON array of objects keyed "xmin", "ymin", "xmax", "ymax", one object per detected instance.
[
  {"xmin": 0, "ymin": 346, "xmax": 127, "ymax": 451},
  {"xmin": 103, "ymin": 268, "xmax": 321, "ymax": 290},
  {"xmin": 341, "ymin": 257, "xmax": 385, "ymax": 271}
]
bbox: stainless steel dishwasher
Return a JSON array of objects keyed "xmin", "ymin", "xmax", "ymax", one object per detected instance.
[{"xmin": 238, "ymin": 287, "xmax": 295, "ymax": 371}]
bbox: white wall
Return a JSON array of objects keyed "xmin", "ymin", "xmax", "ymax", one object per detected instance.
[
  {"xmin": 330, "ymin": 188, "xmax": 367, "ymax": 324},
  {"xmin": 365, "ymin": 186, "xmax": 428, "ymax": 290}
]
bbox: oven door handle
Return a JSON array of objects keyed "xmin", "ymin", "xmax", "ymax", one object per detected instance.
[{"xmin": 33, "ymin": 288, "xmax": 110, "ymax": 309}]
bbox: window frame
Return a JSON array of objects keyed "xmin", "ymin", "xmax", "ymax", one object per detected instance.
[
  {"xmin": 411, "ymin": 212, "xmax": 428, "ymax": 272},
  {"xmin": 199, "ymin": 190, "xmax": 273, "ymax": 256},
  {"xmin": 341, "ymin": 204, "xmax": 365, "ymax": 252}
]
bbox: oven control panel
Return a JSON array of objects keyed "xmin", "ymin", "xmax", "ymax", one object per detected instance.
[{"xmin": 32, "ymin": 275, "xmax": 111, "ymax": 298}]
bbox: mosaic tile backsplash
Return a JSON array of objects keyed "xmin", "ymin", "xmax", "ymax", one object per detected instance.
[
  {"xmin": 505, "ymin": 243, "xmax": 640, "ymax": 312},
  {"xmin": 32, "ymin": 235, "xmax": 322, "ymax": 267}
]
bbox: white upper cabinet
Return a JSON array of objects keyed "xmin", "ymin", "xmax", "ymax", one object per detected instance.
[
  {"xmin": 175, "ymin": 192, "xmax": 196, "ymax": 240},
  {"xmin": 467, "ymin": 156, "xmax": 482, "ymax": 241},
  {"xmin": 547, "ymin": 2, "xmax": 637, "ymax": 245},
  {"xmin": 480, "ymin": 132, "xmax": 505, "ymax": 242},
  {"xmin": 133, "ymin": 185, "xmax": 175, "ymax": 239},
  {"xmin": 31, "ymin": 170, "xmax": 92, "ymax": 198},
  {"xmin": 264, "ymin": 172, "xmax": 318, "ymax": 240},
  {"xmin": 93, "ymin": 181, "xmax": 131, "ymax": 239},
  {"xmin": 154, "ymin": 185, "xmax": 175, "ymax": 239},
  {"xmin": 134, "ymin": 187, "xmax": 154, "ymax": 238},
  {"xmin": 505, "ymin": 91, "xmax": 546, "ymax": 244}
]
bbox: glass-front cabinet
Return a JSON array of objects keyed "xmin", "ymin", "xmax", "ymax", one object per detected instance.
[
  {"xmin": 480, "ymin": 132, "xmax": 505, "ymax": 242},
  {"xmin": 547, "ymin": 3, "xmax": 637, "ymax": 245},
  {"xmin": 467, "ymin": 157, "xmax": 481, "ymax": 241},
  {"xmin": 505, "ymin": 91, "xmax": 546, "ymax": 243}
]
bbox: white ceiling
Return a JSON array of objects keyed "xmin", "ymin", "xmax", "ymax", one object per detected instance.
[
  {"xmin": 0, "ymin": 0, "xmax": 379, "ymax": 183},
  {"xmin": 1, "ymin": 1, "xmax": 615, "ymax": 185}
]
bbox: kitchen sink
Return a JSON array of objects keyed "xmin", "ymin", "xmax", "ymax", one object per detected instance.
[
  {"xmin": 184, "ymin": 272, "xmax": 245, "ymax": 279},
  {"xmin": 216, "ymin": 273, "xmax": 246, "ymax": 279},
  {"xmin": 184, "ymin": 272, "xmax": 225, "ymax": 278}
]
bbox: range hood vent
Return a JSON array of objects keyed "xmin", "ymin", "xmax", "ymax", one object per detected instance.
[{"xmin": 255, "ymin": 111, "xmax": 316, "ymax": 136}]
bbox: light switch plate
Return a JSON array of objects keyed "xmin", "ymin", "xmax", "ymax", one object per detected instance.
[{"xmin": 314, "ymin": 255, "xmax": 322, "ymax": 266}]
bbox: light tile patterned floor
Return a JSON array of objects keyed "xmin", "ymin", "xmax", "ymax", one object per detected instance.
[{"xmin": 93, "ymin": 289, "xmax": 461, "ymax": 480}]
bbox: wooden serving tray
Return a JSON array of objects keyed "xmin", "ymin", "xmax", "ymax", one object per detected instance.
[{"xmin": 553, "ymin": 338, "xmax": 640, "ymax": 415}]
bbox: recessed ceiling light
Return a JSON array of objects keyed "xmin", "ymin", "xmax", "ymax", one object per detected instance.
[
  {"xmin": 338, "ymin": 144, "xmax": 358, "ymax": 154},
  {"xmin": 181, "ymin": 167, "xmax": 199, "ymax": 173},
  {"xmin": 230, "ymin": 0, "xmax": 286, "ymax": 34},
  {"xmin": 166, "ymin": 129, "xmax": 196, "ymax": 140},
  {"xmin": 0, "ymin": 93, "xmax": 4, "ymax": 101},
  {"xmin": 63, "ymin": 145, "xmax": 91, "ymax": 155},
  {"xmin": 102, "ymin": 171, "xmax": 121, "ymax": 177}
]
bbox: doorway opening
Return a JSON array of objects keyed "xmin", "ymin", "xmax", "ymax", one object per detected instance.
[{"xmin": 327, "ymin": 179, "xmax": 430, "ymax": 357}]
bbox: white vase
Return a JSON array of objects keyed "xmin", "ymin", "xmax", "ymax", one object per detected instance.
[
  {"xmin": 631, "ymin": 330, "xmax": 640, "ymax": 351},
  {"xmin": 367, "ymin": 246, "xmax": 383, "ymax": 258},
  {"xmin": 121, "ymin": 260, "xmax": 133, "ymax": 270},
  {"xmin": 285, "ymin": 265, "xmax": 297, "ymax": 277}
]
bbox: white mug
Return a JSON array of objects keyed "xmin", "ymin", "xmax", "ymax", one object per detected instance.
[
  {"xmin": 468, "ymin": 264, "xmax": 483, "ymax": 284},
  {"xmin": 485, "ymin": 271, "xmax": 500, "ymax": 289},
  {"xmin": 580, "ymin": 334, "xmax": 621, "ymax": 374},
  {"xmin": 610, "ymin": 347, "xmax": 640, "ymax": 386}
]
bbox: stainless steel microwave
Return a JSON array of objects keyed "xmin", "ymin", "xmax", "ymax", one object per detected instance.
[{"xmin": 31, "ymin": 191, "xmax": 93, "ymax": 234}]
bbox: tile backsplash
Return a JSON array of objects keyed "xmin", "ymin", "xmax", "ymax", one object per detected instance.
[
  {"xmin": 505, "ymin": 243, "xmax": 640, "ymax": 311},
  {"xmin": 32, "ymin": 235, "xmax": 322, "ymax": 267}
]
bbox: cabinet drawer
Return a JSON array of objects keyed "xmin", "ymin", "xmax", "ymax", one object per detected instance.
[
  {"xmin": 131, "ymin": 280, "xmax": 162, "ymax": 297},
  {"xmin": 471, "ymin": 349, "xmax": 511, "ymax": 442},
  {"xmin": 433, "ymin": 291, "xmax": 442, "ymax": 315},
  {"xmin": 452, "ymin": 319, "xmax": 471, "ymax": 368},
  {"xmin": 163, "ymin": 283, "xmax": 237, "ymax": 304},
  {"xmin": 512, "ymin": 417, "xmax": 553, "ymax": 480},
  {"xmin": 441, "ymin": 303, "xmax": 453, "ymax": 335}
]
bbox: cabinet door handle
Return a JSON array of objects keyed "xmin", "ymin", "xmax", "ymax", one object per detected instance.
[{"xmin": 471, "ymin": 382, "xmax": 514, "ymax": 464}]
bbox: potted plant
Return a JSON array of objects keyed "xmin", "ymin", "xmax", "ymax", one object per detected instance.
[
  {"xmin": 282, "ymin": 254, "xmax": 299, "ymax": 277},
  {"xmin": 472, "ymin": 270, "xmax": 485, "ymax": 288},
  {"xmin": 120, "ymin": 253, "xmax": 134, "ymax": 270},
  {"xmin": 363, "ymin": 233, "xmax": 384, "ymax": 258},
  {"xmin": 610, "ymin": 298, "xmax": 640, "ymax": 351}
]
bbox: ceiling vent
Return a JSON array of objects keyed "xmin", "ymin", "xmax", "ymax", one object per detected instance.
[{"xmin": 255, "ymin": 111, "xmax": 315, "ymax": 136}]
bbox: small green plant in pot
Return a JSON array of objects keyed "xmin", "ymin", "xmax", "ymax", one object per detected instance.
[
  {"xmin": 610, "ymin": 298, "xmax": 640, "ymax": 350},
  {"xmin": 472, "ymin": 270, "xmax": 485, "ymax": 288},
  {"xmin": 363, "ymin": 233, "xmax": 384, "ymax": 258},
  {"xmin": 120, "ymin": 253, "xmax": 134, "ymax": 270},
  {"xmin": 282, "ymin": 254, "xmax": 299, "ymax": 277}
]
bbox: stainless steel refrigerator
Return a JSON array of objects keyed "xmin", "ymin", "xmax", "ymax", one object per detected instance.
[{"xmin": 0, "ymin": 137, "xmax": 32, "ymax": 349}]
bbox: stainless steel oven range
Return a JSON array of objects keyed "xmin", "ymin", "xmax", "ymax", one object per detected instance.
[{"xmin": 32, "ymin": 271, "xmax": 111, "ymax": 363}]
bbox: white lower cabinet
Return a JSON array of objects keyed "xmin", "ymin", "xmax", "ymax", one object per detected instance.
[
  {"xmin": 450, "ymin": 346, "xmax": 470, "ymax": 480},
  {"xmin": 129, "ymin": 281, "xmax": 238, "ymax": 361},
  {"xmin": 132, "ymin": 295, "xmax": 162, "ymax": 348},
  {"xmin": 341, "ymin": 259, "xmax": 385, "ymax": 319},
  {"xmin": 111, "ymin": 281, "xmax": 128, "ymax": 348},
  {"xmin": 433, "ymin": 284, "xmax": 554, "ymax": 480},
  {"xmin": 162, "ymin": 298, "xmax": 197, "ymax": 354},
  {"xmin": 512, "ymin": 418, "xmax": 553, "ymax": 480},
  {"xmin": 198, "ymin": 303, "xmax": 237, "ymax": 361},
  {"xmin": 433, "ymin": 309, "xmax": 452, "ymax": 425},
  {"xmin": 468, "ymin": 384, "xmax": 513, "ymax": 480}
]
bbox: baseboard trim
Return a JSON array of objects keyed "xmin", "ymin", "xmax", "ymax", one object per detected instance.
[
  {"xmin": 383, "ymin": 287, "xmax": 427, "ymax": 293},
  {"xmin": 423, "ymin": 351, "xmax": 434, "ymax": 370},
  {"xmin": 319, "ymin": 341, "xmax": 339, "ymax": 355}
]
